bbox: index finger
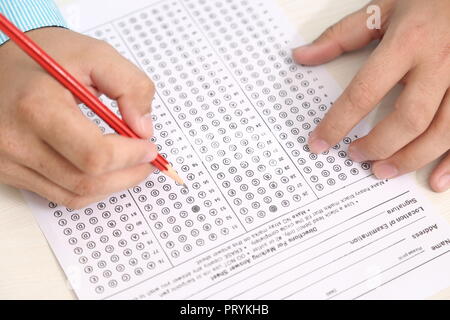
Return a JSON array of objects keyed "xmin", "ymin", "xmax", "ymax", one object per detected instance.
[
  {"xmin": 28, "ymin": 91, "xmax": 157, "ymax": 176},
  {"xmin": 308, "ymin": 40, "xmax": 413, "ymax": 154},
  {"xmin": 89, "ymin": 42, "xmax": 156, "ymax": 139}
]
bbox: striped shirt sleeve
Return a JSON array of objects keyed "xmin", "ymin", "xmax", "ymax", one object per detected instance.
[{"xmin": 0, "ymin": 0, "xmax": 67, "ymax": 45}]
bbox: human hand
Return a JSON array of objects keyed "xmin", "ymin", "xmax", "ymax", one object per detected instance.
[
  {"xmin": 293, "ymin": 0, "xmax": 450, "ymax": 192},
  {"xmin": 0, "ymin": 28, "xmax": 157, "ymax": 208}
]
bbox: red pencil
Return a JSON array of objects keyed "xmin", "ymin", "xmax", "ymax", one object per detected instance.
[{"xmin": 0, "ymin": 13, "xmax": 185, "ymax": 187}]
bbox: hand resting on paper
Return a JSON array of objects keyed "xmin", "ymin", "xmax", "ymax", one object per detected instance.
[{"xmin": 293, "ymin": 0, "xmax": 450, "ymax": 192}]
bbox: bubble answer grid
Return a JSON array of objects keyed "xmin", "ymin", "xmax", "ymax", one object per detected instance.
[{"xmin": 41, "ymin": 0, "xmax": 373, "ymax": 298}]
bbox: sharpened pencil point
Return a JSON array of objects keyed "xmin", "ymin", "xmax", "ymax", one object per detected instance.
[
  {"xmin": 183, "ymin": 183, "xmax": 188, "ymax": 189},
  {"xmin": 164, "ymin": 164, "xmax": 185, "ymax": 186}
]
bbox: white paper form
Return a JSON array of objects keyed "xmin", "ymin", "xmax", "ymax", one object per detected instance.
[{"xmin": 22, "ymin": 0, "xmax": 450, "ymax": 300}]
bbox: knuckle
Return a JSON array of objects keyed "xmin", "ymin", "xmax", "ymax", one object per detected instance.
[
  {"xmin": 402, "ymin": 113, "xmax": 426, "ymax": 135},
  {"xmin": 62, "ymin": 195, "xmax": 86, "ymax": 210},
  {"xmin": 325, "ymin": 22, "xmax": 342, "ymax": 39},
  {"xmin": 321, "ymin": 118, "xmax": 345, "ymax": 140},
  {"xmin": 80, "ymin": 146, "xmax": 110, "ymax": 176},
  {"xmin": 15, "ymin": 95, "xmax": 45, "ymax": 126},
  {"xmin": 367, "ymin": 143, "xmax": 391, "ymax": 160},
  {"xmin": 391, "ymin": 21, "xmax": 427, "ymax": 53},
  {"xmin": 401, "ymin": 26, "xmax": 423, "ymax": 45},
  {"xmin": 319, "ymin": 23, "xmax": 342, "ymax": 46},
  {"xmin": 86, "ymin": 39, "xmax": 115, "ymax": 60},
  {"xmin": 94, "ymin": 39, "xmax": 114, "ymax": 54},
  {"xmin": 438, "ymin": 43, "xmax": 450, "ymax": 64},
  {"xmin": 433, "ymin": 114, "xmax": 450, "ymax": 141},
  {"xmin": 0, "ymin": 158, "xmax": 18, "ymax": 178},
  {"xmin": 136, "ymin": 75, "xmax": 155, "ymax": 94},
  {"xmin": 72, "ymin": 175, "xmax": 98, "ymax": 196},
  {"xmin": 345, "ymin": 79, "xmax": 374, "ymax": 113},
  {"xmin": 16, "ymin": 83, "xmax": 72, "ymax": 124},
  {"xmin": 407, "ymin": 149, "xmax": 424, "ymax": 167},
  {"xmin": 16, "ymin": 93, "xmax": 38, "ymax": 115},
  {"xmin": 0, "ymin": 130, "xmax": 18, "ymax": 155},
  {"xmin": 405, "ymin": 15, "xmax": 429, "ymax": 37},
  {"xmin": 398, "ymin": 104, "xmax": 431, "ymax": 135},
  {"xmin": 58, "ymin": 89, "xmax": 76, "ymax": 105}
]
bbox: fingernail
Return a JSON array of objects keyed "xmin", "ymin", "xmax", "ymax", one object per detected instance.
[
  {"xmin": 348, "ymin": 145, "xmax": 367, "ymax": 163},
  {"xmin": 308, "ymin": 135, "xmax": 330, "ymax": 154},
  {"xmin": 141, "ymin": 113, "xmax": 153, "ymax": 135},
  {"xmin": 373, "ymin": 163, "xmax": 399, "ymax": 179},
  {"xmin": 436, "ymin": 174, "xmax": 450, "ymax": 192}
]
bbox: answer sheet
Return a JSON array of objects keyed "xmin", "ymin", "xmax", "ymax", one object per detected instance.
[{"xmin": 23, "ymin": 0, "xmax": 450, "ymax": 300}]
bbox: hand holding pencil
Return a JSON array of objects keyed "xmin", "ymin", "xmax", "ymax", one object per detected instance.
[{"xmin": 0, "ymin": 15, "xmax": 183, "ymax": 209}]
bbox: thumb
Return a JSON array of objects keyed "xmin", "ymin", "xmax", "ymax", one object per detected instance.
[
  {"xmin": 292, "ymin": 0, "xmax": 392, "ymax": 66},
  {"xmin": 430, "ymin": 152, "xmax": 450, "ymax": 193},
  {"xmin": 89, "ymin": 44, "xmax": 155, "ymax": 139}
]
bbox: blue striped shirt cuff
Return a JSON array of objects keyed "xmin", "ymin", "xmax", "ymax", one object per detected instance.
[{"xmin": 0, "ymin": 0, "xmax": 67, "ymax": 45}]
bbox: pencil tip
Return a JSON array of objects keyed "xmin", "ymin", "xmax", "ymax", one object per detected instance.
[
  {"xmin": 182, "ymin": 183, "xmax": 188, "ymax": 189},
  {"xmin": 163, "ymin": 164, "xmax": 185, "ymax": 186}
]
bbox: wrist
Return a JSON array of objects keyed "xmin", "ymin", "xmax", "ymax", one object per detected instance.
[{"xmin": 0, "ymin": 0, "xmax": 67, "ymax": 46}]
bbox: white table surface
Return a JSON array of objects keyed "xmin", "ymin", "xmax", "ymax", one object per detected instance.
[{"xmin": 0, "ymin": 0, "xmax": 448, "ymax": 299}]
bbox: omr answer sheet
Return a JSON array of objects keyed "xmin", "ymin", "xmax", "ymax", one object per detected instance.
[{"xmin": 23, "ymin": 0, "xmax": 450, "ymax": 300}]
